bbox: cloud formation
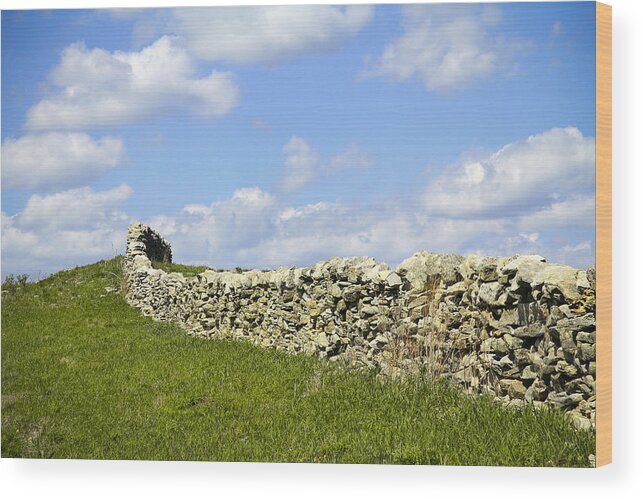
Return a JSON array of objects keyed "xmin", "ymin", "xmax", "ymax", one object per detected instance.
[
  {"xmin": 281, "ymin": 137, "xmax": 319, "ymax": 192},
  {"xmin": 281, "ymin": 137, "xmax": 374, "ymax": 192},
  {"xmin": 18, "ymin": 183, "xmax": 133, "ymax": 231},
  {"xmin": 26, "ymin": 36, "xmax": 238, "ymax": 130},
  {"xmin": 143, "ymin": 187, "xmax": 509, "ymax": 271},
  {"xmin": 518, "ymin": 196, "xmax": 595, "ymax": 232},
  {"xmin": 170, "ymin": 5, "xmax": 373, "ymax": 64},
  {"xmin": 364, "ymin": 4, "xmax": 522, "ymax": 91},
  {"xmin": 1, "ymin": 129, "xmax": 596, "ymax": 279},
  {"xmin": 1, "ymin": 184, "xmax": 133, "ymax": 278},
  {"xmin": 2, "ymin": 132, "xmax": 124, "ymax": 190},
  {"xmin": 424, "ymin": 127, "xmax": 595, "ymax": 217}
]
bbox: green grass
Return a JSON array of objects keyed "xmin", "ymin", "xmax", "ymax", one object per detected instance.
[
  {"xmin": 150, "ymin": 260, "xmax": 212, "ymax": 277},
  {"xmin": 150, "ymin": 261, "xmax": 266, "ymax": 277},
  {"xmin": 1, "ymin": 257, "xmax": 595, "ymax": 465}
]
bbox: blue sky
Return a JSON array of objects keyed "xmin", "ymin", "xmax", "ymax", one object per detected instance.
[{"xmin": 1, "ymin": 3, "xmax": 597, "ymax": 279}]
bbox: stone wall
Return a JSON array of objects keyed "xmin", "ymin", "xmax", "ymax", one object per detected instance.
[
  {"xmin": 123, "ymin": 222, "xmax": 596, "ymax": 430},
  {"xmin": 125, "ymin": 222, "xmax": 172, "ymax": 264}
]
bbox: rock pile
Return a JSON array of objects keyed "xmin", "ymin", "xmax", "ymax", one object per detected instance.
[{"xmin": 124, "ymin": 223, "xmax": 596, "ymax": 430}]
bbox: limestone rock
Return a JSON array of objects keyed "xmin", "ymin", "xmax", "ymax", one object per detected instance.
[
  {"xmin": 397, "ymin": 252, "xmax": 463, "ymax": 289},
  {"xmin": 513, "ymin": 324, "xmax": 545, "ymax": 338},
  {"xmin": 499, "ymin": 379, "xmax": 527, "ymax": 399},
  {"xmin": 478, "ymin": 282, "xmax": 502, "ymax": 306},
  {"xmin": 547, "ymin": 392, "xmax": 583, "ymax": 409},
  {"xmin": 386, "ymin": 272, "xmax": 403, "ymax": 287}
]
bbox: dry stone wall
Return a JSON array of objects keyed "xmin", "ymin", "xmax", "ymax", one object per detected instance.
[{"xmin": 124, "ymin": 222, "xmax": 597, "ymax": 430}]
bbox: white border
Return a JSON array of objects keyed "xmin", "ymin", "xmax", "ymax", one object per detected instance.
[{"xmin": 1, "ymin": 0, "xmax": 641, "ymax": 497}]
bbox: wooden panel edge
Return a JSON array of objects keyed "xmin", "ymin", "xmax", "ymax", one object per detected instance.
[{"xmin": 595, "ymin": 1, "xmax": 612, "ymax": 467}]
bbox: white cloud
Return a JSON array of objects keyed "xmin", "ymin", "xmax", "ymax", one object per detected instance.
[
  {"xmin": 281, "ymin": 137, "xmax": 374, "ymax": 192},
  {"xmin": 170, "ymin": 5, "xmax": 373, "ymax": 64},
  {"xmin": 1, "ymin": 185, "xmax": 133, "ymax": 279},
  {"xmin": 141, "ymin": 187, "xmax": 508, "ymax": 271},
  {"xmin": 281, "ymin": 137, "xmax": 319, "ymax": 192},
  {"xmin": 148, "ymin": 187, "xmax": 280, "ymax": 266},
  {"xmin": 562, "ymin": 241, "xmax": 591, "ymax": 253},
  {"xmin": 2, "ymin": 132, "xmax": 123, "ymax": 190},
  {"xmin": 518, "ymin": 196, "xmax": 595, "ymax": 231},
  {"xmin": 1, "ymin": 213, "xmax": 38, "ymax": 258},
  {"xmin": 519, "ymin": 232, "xmax": 539, "ymax": 243},
  {"xmin": 279, "ymin": 202, "xmax": 339, "ymax": 223},
  {"xmin": 240, "ymin": 209, "xmax": 507, "ymax": 269},
  {"xmin": 363, "ymin": 4, "xmax": 522, "ymax": 91},
  {"xmin": 25, "ymin": 36, "xmax": 238, "ymax": 130},
  {"xmin": 18, "ymin": 183, "xmax": 132, "ymax": 231},
  {"xmin": 424, "ymin": 127, "xmax": 595, "ymax": 217}
]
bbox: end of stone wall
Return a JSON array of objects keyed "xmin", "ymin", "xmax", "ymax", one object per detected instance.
[{"xmin": 126, "ymin": 222, "xmax": 172, "ymax": 264}]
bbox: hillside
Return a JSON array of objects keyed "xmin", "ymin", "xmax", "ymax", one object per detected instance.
[{"xmin": 1, "ymin": 257, "xmax": 594, "ymax": 465}]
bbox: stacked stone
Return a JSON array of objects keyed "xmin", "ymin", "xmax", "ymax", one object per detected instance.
[
  {"xmin": 179, "ymin": 257, "xmax": 405, "ymax": 362},
  {"xmin": 123, "ymin": 223, "xmax": 182, "ymax": 319},
  {"xmin": 123, "ymin": 223, "xmax": 596, "ymax": 430},
  {"xmin": 394, "ymin": 252, "xmax": 596, "ymax": 431},
  {"xmin": 125, "ymin": 222, "xmax": 172, "ymax": 264}
]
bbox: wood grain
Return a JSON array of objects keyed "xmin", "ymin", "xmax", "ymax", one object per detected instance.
[{"xmin": 595, "ymin": 1, "xmax": 612, "ymax": 467}]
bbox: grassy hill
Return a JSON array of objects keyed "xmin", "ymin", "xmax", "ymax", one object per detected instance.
[{"xmin": 1, "ymin": 257, "xmax": 594, "ymax": 465}]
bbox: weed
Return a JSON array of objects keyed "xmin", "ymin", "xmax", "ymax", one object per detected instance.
[{"xmin": 386, "ymin": 274, "xmax": 457, "ymax": 381}]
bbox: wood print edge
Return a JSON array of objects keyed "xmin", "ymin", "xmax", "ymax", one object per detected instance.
[{"xmin": 595, "ymin": 0, "xmax": 612, "ymax": 467}]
